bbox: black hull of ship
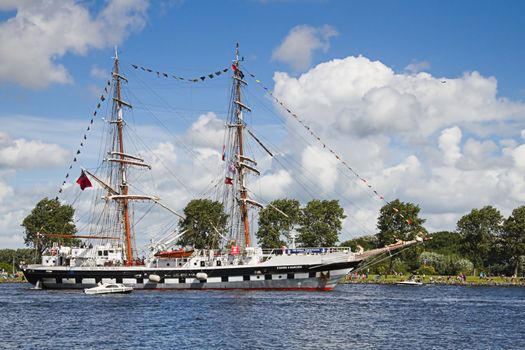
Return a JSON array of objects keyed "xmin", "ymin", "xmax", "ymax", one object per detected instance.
[{"xmin": 23, "ymin": 261, "xmax": 359, "ymax": 291}]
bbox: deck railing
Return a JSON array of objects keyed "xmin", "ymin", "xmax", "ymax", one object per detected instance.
[{"xmin": 261, "ymin": 247, "xmax": 352, "ymax": 256}]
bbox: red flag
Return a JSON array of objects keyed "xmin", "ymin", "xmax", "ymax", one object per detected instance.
[
  {"xmin": 231, "ymin": 64, "xmax": 245, "ymax": 79},
  {"xmin": 76, "ymin": 171, "xmax": 92, "ymax": 190},
  {"xmin": 224, "ymin": 177, "xmax": 233, "ymax": 185}
]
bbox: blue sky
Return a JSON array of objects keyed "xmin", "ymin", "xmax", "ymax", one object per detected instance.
[
  {"xmin": 2, "ymin": 1, "xmax": 525, "ymax": 117},
  {"xmin": 1, "ymin": 0, "xmax": 525, "ymax": 249}
]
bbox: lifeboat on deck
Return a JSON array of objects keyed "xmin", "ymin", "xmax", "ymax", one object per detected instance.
[{"xmin": 154, "ymin": 249, "xmax": 194, "ymax": 259}]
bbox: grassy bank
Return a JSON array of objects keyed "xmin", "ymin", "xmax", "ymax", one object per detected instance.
[
  {"xmin": 343, "ymin": 274, "xmax": 525, "ymax": 286},
  {"xmin": 0, "ymin": 275, "xmax": 26, "ymax": 283}
]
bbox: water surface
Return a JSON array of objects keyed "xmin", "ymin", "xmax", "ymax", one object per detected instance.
[{"xmin": 1, "ymin": 283, "xmax": 523, "ymax": 349}]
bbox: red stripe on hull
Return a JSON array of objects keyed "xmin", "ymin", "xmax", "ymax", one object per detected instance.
[{"xmin": 147, "ymin": 287, "xmax": 335, "ymax": 291}]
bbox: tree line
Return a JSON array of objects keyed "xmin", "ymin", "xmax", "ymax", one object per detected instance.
[
  {"xmin": 176, "ymin": 198, "xmax": 346, "ymax": 249},
  {"xmin": 0, "ymin": 249, "xmax": 36, "ymax": 273},
  {"xmin": 341, "ymin": 201, "xmax": 525, "ymax": 277},
  {"xmin": 16, "ymin": 197, "xmax": 525, "ymax": 277}
]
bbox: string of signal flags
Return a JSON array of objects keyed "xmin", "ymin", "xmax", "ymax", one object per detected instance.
[
  {"xmin": 54, "ymin": 80, "xmax": 111, "ymax": 200},
  {"xmin": 130, "ymin": 64, "xmax": 230, "ymax": 82}
]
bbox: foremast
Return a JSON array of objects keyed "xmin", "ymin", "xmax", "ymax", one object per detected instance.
[
  {"xmin": 113, "ymin": 51, "xmax": 133, "ymax": 265},
  {"xmin": 106, "ymin": 50, "xmax": 155, "ymax": 265}
]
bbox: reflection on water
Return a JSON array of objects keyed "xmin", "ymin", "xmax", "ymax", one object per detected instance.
[{"xmin": 0, "ymin": 283, "xmax": 524, "ymax": 349}]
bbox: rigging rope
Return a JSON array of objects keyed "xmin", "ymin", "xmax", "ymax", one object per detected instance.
[
  {"xmin": 124, "ymin": 67, "xmax": 225, "ymax": 197},
  {"xmin": 127, "ymin": 60, "xmax": 421, "ymax": 234},
  {"xmin": 352, "ymin": 243, "xmax": 419, "ymax": 274}
]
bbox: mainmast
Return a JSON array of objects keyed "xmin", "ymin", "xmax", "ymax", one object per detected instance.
[{"xmin": 232, "ymin": 44, "xmax": 259, "ymax": 248}]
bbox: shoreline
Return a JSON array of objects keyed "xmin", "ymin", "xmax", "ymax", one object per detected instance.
[
  {"xmin": 0, "ymin": 276, "xmax": 26, "ymax": 283},
  {"xmin": 342, "ymin": 274, "xmax": 525, "ymax": 287},
  {"xmin": 2, "ymin": 275, "xmax": 524, "ymax": 287}
]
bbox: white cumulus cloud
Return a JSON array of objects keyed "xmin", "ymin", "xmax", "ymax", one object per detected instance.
[
  {"xmin": 512, "ymin": 144, "xmax": 525, "ymax": 171},
  {"xmin": 90, "ymin": 65, "xmax": 109, "ymax": 80},
  {"xmin": 405, "ymin": 60, "xmax": 431, "ymax": 74},
  {"xmin": 439, "ymin": 126, "xmax": 462, "ymax": 166},
  {"xmin": 0, "ymin": 132, "xmax": 69, "ymax": 169},
  {"xmin": 256, "ymin": 170, "xmax": 293, "ymax": 199},
  {"xmin": 185, "ymin": 112, "xmax": 224, "ymax": 150},
  {"xmin": 0, "ymin": 0, "xmax": 149, "ymax": 88},
  {"xmin": 272, "ymin": 24, "xmax": 338, "ymax": 71},
  {"xmin": 273, "ymin": 56, "xmax": 525, "ymax": 138},
  {"xmin": 269, "ymin": 54, "xmax": 525, "ymax": 235},
  {"xmin": 301, "ymin": 146, "xmax": 338, "ymax": 194},
  {"xmin": 0, "ymin": 180, "xmax": 13, "ymax": 202}
]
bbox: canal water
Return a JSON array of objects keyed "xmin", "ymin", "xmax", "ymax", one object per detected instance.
[{"xmin": 0, "ymin": 283, "xmax": 523, "ymax": 349}]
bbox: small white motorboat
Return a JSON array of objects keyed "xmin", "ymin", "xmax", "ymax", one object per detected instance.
[
  {"xmin": 396, "ymin": 280, "xmax": 423, "ymax": 286},
  {"xmin": 84, "ymin": 282, "xmax": 133, "ymax": 295}
]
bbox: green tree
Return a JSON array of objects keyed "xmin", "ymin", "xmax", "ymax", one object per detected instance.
[
  {"xmin": 449, "ymin": 257, "xmax": 474, "ymax": 275},
  {"xmin": 423, "ymin": 231, "xmax": 462, "ymax": 256},
  {"xmin": 339, "ymin": 235, "xmax": 378, "ymax": 251},
  {"xmin": 0, "ymin": 261, "xmax": 13, "ymax": 274},
  {"xmin": 0, "ymin": 249, "xmax": 36, "ymax": 267},
  {"xmin": 502, "ymin": 206, "xmax": 525, "ymax": 276},
  {"xmin": 419, "ymin": 251, "xmax": 447, "ymax": 274},
  {"xmin": 178, "ymin": 199, "xmax": 228, "ymax": 249},
  {"xmin": 457, "ymin": 206, "xmax": 502, "ymax": 268},
  {"xmin": 21, "ymin": 198, "xmax": 77, "ymax": 255},
  {"xmin": 297, "ymin": 199, "xmax": 346, "ymax": 247},
  {"xmin": 376, "ymin": 199, "xmax": 426, "ymax": 246},
  {"xmin": 256, "ymin": 199, "xmax": 301, "ymax": 248},
  {"xmin": 418, "ymin": 251, "xmax": 473, "ymax": 275}
]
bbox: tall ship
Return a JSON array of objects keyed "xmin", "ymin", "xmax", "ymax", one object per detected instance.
[{"xmin": 22, "ymin": 47, "xmax": 423, "ymax": 291}]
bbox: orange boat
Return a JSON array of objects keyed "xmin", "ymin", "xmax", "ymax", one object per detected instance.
[{"xmin": 154, "ymin": 249, "xmax": 194, "ymax": 259}]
